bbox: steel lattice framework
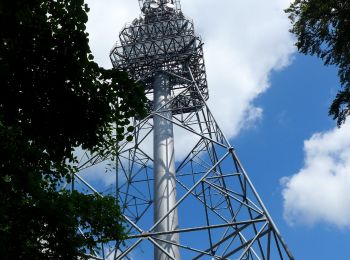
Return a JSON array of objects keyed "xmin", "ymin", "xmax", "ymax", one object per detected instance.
[
  {"xmin": 72, "ymin": 1, "xmax": 294, "ymax": 259},
  {"xmin": 110, "ymin": 0, "xmax": 207, "ymax": 114}
]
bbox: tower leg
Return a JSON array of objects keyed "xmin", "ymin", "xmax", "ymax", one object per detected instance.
[{"xmin": 153, "ymin": 73, "xmax": 180, "ymax": 260}]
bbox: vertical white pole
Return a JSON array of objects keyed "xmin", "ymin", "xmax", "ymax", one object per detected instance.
[{"xmin": 153, "ymin": 73, "xmax": 180, "ymax": 260}]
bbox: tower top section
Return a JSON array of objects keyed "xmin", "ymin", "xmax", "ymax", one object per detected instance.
[
  {"xmin": 110, "ymin": 0, "xmax": 208, "ymax": 114},
  {"xmin": 139, "ymin": 0, "xmax": 181, "ymax": 16}
]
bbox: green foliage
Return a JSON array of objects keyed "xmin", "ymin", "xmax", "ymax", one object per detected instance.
[
  {"xmin": 286, "ymin": 0, "xmax": 350, "ymax": 126},
  {"xmin": 0, "ymin": 180, "xmax": 126, "ymax": 259},
  {"xmin": 0, "ymin": 0, "xmax": 146, "ymax": 258},
  {"xmin": 0, "ymin": 0, "xmax": 146, "ymax": 162}
]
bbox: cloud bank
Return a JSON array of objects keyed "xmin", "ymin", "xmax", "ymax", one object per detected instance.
[{"xmin": 282, "ymin": 121, "xmax": 350, "ymax": 228}]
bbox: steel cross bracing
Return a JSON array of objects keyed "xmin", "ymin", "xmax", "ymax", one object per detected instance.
[
  {"xmin": 69, "ymin": 1, "xmax": 294, "ymax": 259},
  {"xmin": 72, "ymin": 65, "xmax": 293, "ymax": 259}
]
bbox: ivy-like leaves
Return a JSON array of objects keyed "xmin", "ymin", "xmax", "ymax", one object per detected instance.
[
  {"xmin": 0, "ymin": 0, "xmax": 146, "ymax": 165},
  {"xmin": 0, "ymin": 0, "xmax": 146, "ymax": 258},
  {"xmin": 286, "ymin": 0, "xmax": 350, "ymax": 126}
]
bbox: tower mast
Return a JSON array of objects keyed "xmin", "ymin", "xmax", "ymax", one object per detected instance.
[
  {"xmin": 153, "ymin": 72, "xmax": 179, "ymax": 259},
  {"xmin": 74, "ymin": 0, "xmax": 294, "ymax": 259}
]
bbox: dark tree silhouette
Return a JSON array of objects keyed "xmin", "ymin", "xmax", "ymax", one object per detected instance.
[
  {"xmin": 286, "ymin": 0, "xmax": 350, "ymax": 126},
  {"xmin": 0, "ymin": 0, "xmax": 146, "ymax": 258}
]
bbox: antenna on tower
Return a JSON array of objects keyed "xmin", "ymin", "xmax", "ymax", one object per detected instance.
[
  {"xmin": 139, "ymin": 0, "xmax": 179, "ymax": 14},
  {"xmin": 150, "ymin": 0, "xmax": 159, "ymax": 8},
  {"xmin": 164, "ymin": 0, "xmax": 175, "ymax": 9}
]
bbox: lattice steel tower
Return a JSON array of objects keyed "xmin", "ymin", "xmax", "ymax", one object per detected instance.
[{"xmin": 75, "ymin": 0, "xmax": 294, "ymax": 259}]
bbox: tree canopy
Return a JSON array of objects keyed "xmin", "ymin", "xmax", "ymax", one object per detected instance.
[
  {"xmin": 0, "ymin": 0, "xmax": 145, "ymax": 258},
  {"xmin": 286, "ymin": 0, "xmax": 350, "ymax": 126}
]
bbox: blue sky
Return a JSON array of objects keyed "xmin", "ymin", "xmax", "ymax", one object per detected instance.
[
  {"xmin": 235, "ymin": 54, "xmax": 347, "ymax": 259},
  {"xmin": 84, "ymin": 0, "xmax": 350, "ymax": 259}
]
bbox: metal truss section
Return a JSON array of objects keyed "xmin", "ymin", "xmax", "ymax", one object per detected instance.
[
  {"xmin": 110, "ymin": 1, "xmax": 208, "ymax": 114},
  {"xmin": 72, "ymin": 66, "xmax": 294, "ymax": 260},
  {"xmin": 71, "ymin": 1, "xmax": 294, "ymax": 259}
]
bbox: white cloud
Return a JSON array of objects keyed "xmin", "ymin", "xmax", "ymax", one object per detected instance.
[
  {"xmin": 190, "ymin": 0, "xmax": 294, "ymax": 137},
  {"xmin": 86, "ymin": 0, "xmax": 140, "ymax": 68},
  {"xmin": 77, "ymin": 160, "xmax": 116, "ymax": 187},
  {"xmin": 85, "ymin": 0, "xmax": 295, "ymax": 182},
  {"xmin": 282, "ymin": 121, "xmax": 350, "ymax": 228},
  {"xmin": 73, "ymin": 147, "xmax": 120, "ymax": 187}
]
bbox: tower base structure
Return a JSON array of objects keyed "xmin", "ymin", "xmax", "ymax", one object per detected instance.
[
  {"xmin": 72, "ymin": 1, "xmax": 294, "ymax": 259},
  {"xmin": 74, "ymin": 65, "xmax": 294, "ymax": 260}
]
